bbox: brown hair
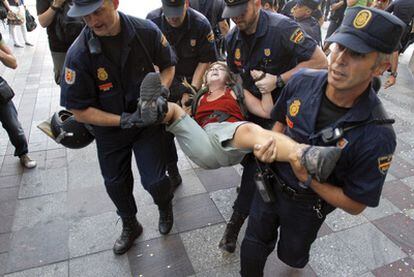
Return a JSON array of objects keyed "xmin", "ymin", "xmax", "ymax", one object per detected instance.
[{"xmin": 202, "ymin": 61, "xmax": 238, "ymax": 90}]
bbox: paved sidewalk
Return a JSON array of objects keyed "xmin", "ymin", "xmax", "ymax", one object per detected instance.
[{"xmin": 1, "ymin": 5, "xmax": 414, "ymax": 277}]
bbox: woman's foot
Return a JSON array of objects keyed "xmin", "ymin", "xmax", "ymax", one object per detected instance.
[
  {"xmin": 19, "ymin": 154, "xmax": 37, "ymax": 169},
  {"xmin": 25, "ymin": 42, "xmax": 34, "ymax": 46},
  {"xmin": 300, "ymin": 146, "xmax": 342, "ymax": 182}
]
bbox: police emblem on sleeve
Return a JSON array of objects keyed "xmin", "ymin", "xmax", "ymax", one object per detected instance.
[
  {"xmin": 207, "ymin": 31, "xmax": 215, "ymax": 43},
  {"xmin": 161, "ymin": 34, "xmax": 168, "ymax": 47},
  {"xmin": 97, "ymin": 68, "xmax": 108, "ymax": 81},
  {"xmin": 264, "ymin": 48, "xmax": 271, "ymax": 57},
  {"xmin": 64, "ymin": 67, "xmax": 76, "ymax": 85},
  {"xmin": 290, "ymin": 28, "xmax": 305, "ymax": 44},
  {"xmin": 289, "ymin": 100, "xmax": 301, "ymax": 117},
  {"xmin": 378, "ymin": 154, "xmax": 393, "ymax": 175},
  {"xmin": 235, "ymin": 48, "xmax": 241, "ymax": 60},
  {"xmin": 353, "ymin": 10, "xmax": 372, "ymax": 29},
  {"xmin": 191, "ymin": 39, "xmax": 197, "ymax": 47}
]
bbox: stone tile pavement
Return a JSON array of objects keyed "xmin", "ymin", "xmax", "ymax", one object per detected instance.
[{"xmin": 1, "ymin": 3, "xmax": 414, "ymax": 277}]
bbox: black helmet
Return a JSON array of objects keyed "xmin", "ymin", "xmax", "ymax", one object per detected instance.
[{"xmin": 50, "ymin": 110, "xmax": 94, "ymax": 149}]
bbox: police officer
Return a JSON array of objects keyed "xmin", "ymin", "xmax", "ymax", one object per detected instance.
[
  {"xmin": 60, "ymin": 0, "xmax": 177, "ymax": 255},
  {"xmin": 147, "ymin": 0, "xmax": 217, "ymax": 190},
  {"xmin": 292, "ymin": 0, "xmax": 322, "ymax": 45},
  {"xmin": 281, "ymin": 0, "xmax": 325, "ymax": 25},
  {"xmin": 188, "ymin": 0, "xmax": 230, "ymax": 58},
  {"xmin": 246, "ymin": 7, "xmax": 404, "ymax": 275},
  {"xmin": 218, "ymin": 0, "xmax": 327, "ymax": 253},
  {"xmin": 384, "ymin": 0, "xmax": 414, "ymax": 88}
]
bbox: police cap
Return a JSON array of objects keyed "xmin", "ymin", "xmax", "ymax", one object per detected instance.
[
  {"xmin": 67, "ymin": 0, "xmax": 104, "ymax": 17},
  {"xmin": 162, "ymin": 0, "xmax": 185, "ymax": 18},
  {"xmin": 296, "ymin": 0, "xmax": 320, "ymax": 10},
  {"xmin": 326, "ymin": 7, "xmax": 405, "ymax": 54},
  {"xmin": 223, "ymin": 0, "xmax": 250, "ymax": 19}
]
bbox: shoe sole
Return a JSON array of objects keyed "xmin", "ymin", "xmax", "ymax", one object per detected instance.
[{"xmin": 303, "ymin": 146, "xmax": 342, "ymax": 182}]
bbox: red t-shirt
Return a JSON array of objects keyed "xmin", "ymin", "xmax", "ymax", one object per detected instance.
[{"xmin": 194, "ymin": 87, "xmax": 244, "ymax": 128}]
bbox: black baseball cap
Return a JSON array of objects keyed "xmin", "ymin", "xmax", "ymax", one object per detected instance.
[
  {"xmin": 296, "ymin": 0, "xmax": 320, "ymax": 10},
  {"xmin": 223, "ymin": 0, "xmax": 250, "ymax": 19},
  {"xmin": 67, "ymin": 0, "xmax": 104, "ymax": 17},
  {"xmin": 326, "ymin": 7, "xmax": 405, "ymax": 54},
  {"xmin": 162, "ymin": 0, "xmax": 185, "ymax": 18}
]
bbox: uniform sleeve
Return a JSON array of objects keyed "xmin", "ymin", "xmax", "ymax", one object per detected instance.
[
  {"xmin": 280, "ymin": 19, "xmax": 317, "ymax": 63},
  {"xmin": 225, "ymin": 33, "xmax": 238, "ymax": 74},
  {"xmin": 60, "ymin": 50, "xmax": 98, "ymax": 110},
  {"xmin": 342, "ymin": 128, "xmax": 396, "ymax": 207},
  {"xmin": 36, "ymin": 0, "xmax": 51, "ymax": 15},
  {"xmin": 148, "ymin": 22, "xmax": 177, "ymax": 72},
  {"xmin": 197, "ymin": 22, "xmax": 218, "ymax": 63}
]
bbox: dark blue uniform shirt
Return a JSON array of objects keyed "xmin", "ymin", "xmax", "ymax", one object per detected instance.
[
  {"xmin": 271, "ymin": 69, "xmax": 396, "ymax": 207},
  {"xmin": 225, "ymin": 10, "xmax": 316, "ymax": 126},
  {"xmin": 146, "ymin": 7, "xmax": 217, "ymax": 80},
  {"xmin": 386, "ymin": 0, "xmax": 414, "ymax": 26},
  {"xmin": 296, "ymin": 16, "xmax": 321, "ymax": 45},
  {"xmin": 60, "ymin": 12, "xmax": 176, "ymax": 129}
]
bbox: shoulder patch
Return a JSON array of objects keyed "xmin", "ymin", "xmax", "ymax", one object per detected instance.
[
  {"xmin": 378, "ymin": 154, "xmax": 393, "ymax": 175},
  {"xmin": 64, "ymin": 67, "xmax": 76, "ymax": 85},
  {"xmin": 207, "ymin": 31, "xmax": 215, "ymax": 43},
  {"xmin": 161, "ymin": 34, "xmax": 168, "ymax": 47},
  {"xmin": 290, "ymin": 28, "xmax": 305, "ymax": 44}
]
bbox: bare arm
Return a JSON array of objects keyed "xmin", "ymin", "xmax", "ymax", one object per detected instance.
[
  {"xmin": 254, "ymin": 47, "xmax": 327, "ymax": 93},
  {"xmin": 191, "ymin": 62, "xmax": 210, "ymax": 90},
  {"xmin": 159, "ymin": 66, "xmax": 175, "ymax": 88},
  {"xmin": 0, "ymin": 41, "xmax": 17, "ymax": 69},
  {"xmin": 70, "ymin": 107, "xmax": 121, "ymax": 127},
  {"xmin": 2, "ymin": 0, "xmax": 11, "ymax": 11},
  {"xmin": 384, "ymin": 50, "xmax": 398, "ymax": 89},
  {"xmin": 37, "ymin": 0, "xmax": 66, "ymax": 28},
  {"xmin": 280, "ymin": 46, "xmax": 327, "ymax": 82},
  {"xmin": 331, "ymin": 1, "xmax": 344, "ymax": 11},
  {"xmin": 244, "ymin": 89, "xmax": 273, "ymax": 118},
  {"xmin": 310, "ymin": 181, "xmax": 366, "ymax": 215}
]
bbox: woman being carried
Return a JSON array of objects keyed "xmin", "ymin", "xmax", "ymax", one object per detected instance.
[{"xmin": 133, "ymin": 62, "xmax": 341, "ymax": 182}]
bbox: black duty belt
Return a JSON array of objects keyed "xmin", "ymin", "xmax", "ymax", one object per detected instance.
[{"xmin": 272, "ymin": 172, "xmax": 320, "ymax": 201}]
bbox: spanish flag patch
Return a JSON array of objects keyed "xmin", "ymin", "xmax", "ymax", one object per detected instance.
[{"xmin": 290, "ymin": 28, "xmax": 305, "ymax": 44}]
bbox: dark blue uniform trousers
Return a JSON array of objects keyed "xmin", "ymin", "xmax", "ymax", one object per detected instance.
[
  {"xmin": 240, "ymin": 188, "xmax": 326, "ymax": 276},
  {"xmin": 95, "ymin": 125, "xmax": 172, "ymax": 219},
  {"xmin": 233, "ymin": 155, "xmax": 257, "ymax": 216},
  {"xmin": 0, "ymin": 101, "xmax": 28, "ymax": 157}
]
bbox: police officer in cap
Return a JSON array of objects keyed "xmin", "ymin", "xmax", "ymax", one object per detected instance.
[
  {"xmin": 218, "ymin": 0, "xmax": 327, "ymax": 253},
  {"xmin": 147, "ymin": 0, "xmax": 218, "ymax": 190},
  {"xmin": 292, "ymin": 0, "xmax": 322, "ymax": 45},
  {"xmin": 60, "ymin": 0, "xmax": 177, "ymax": 255},
  {"xmin": 245, "ymin": 6, "xmax": 404, "ymax": 275}
]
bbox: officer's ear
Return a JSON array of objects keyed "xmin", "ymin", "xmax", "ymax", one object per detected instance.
[
  {"xmin": 112, "ymin": 0, "xmax": 119, "ymax": 10},
  {"xmin": 371, "ymin": 52, "xmax": 391, "ymax": 77}
]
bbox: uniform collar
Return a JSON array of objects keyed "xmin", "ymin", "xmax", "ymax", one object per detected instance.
[
  {"xmin": 325, "ymin": 84, "xmax": 381, "ymax": 125},
  {"xmin": 236, "ymin": 10, "xmax": 269, "ymax": 41},
  {"xmin": 118, "ymin": 12, "xmax": 139, "ymax": 44}
]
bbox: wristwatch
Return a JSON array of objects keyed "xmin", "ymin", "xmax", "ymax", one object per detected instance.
[
  {"xmin": 276, "ymin": 75, "xmax": 285, "ymax": 89},
  {"xmin": 390, "ymin": 71, "xmax": 398, "ymax": 78},
  {"xmin": 50, "ymin": 5, "xmax": 60, "ymax": 11}
]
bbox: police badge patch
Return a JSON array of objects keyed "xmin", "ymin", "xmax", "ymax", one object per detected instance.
[
  {"xmin": 353, "ymin": 10, "xmax": 372, "ymax": 29},
  {"xmin": 207, "ymin": 31, "xmax": 215, "ymax": 43},
  {"xmin": 65, "ymin": 67, "xmax": 76, "ymax": 85},
  {"xmin": 290, "ymin": 28, "xmax": 305, "ymax": 44},
  {"xmin": 378, "ymin": 154, "xmax": 393, "ymax": 175},
  {"xmin": 97, "ymin": 68, "xmax": 108, "ymax": 81},
  {"xmin": 289, "ymin": 100, "xmax": 301, "ymax": 117}
]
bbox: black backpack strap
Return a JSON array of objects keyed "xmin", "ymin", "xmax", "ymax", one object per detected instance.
[
  {"xmin": 191, "ymin": 87, "xmax": 209, "ymax": 116},
  {"xmin": 232, "ymin": 83, "xmax": 249, "ymax": 120}
]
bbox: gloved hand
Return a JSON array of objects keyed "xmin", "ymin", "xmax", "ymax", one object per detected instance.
[{"xmin": 120, "ymin": 107, "xmax": 145, "ymax": 129}]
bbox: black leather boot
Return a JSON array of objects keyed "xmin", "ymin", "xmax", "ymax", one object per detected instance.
[
  {"xmin": 167, "ymin": 163, "xmax": 182, "ymax": 191},
  {"xmin": 219, "ymin": 211, "xmax": 247, "ymax": 253},
  {"xmin": 159, "ymin": 202, "xmax": 174, "ymax": 235},
  {"xmin": 113, "ymin": 216, "xmax": 143, "ymax": 255}
]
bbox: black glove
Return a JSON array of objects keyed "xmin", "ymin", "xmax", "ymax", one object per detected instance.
[{"xmin": 120, "ymin": 107, "xmax": 145, "ymax": 129}]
